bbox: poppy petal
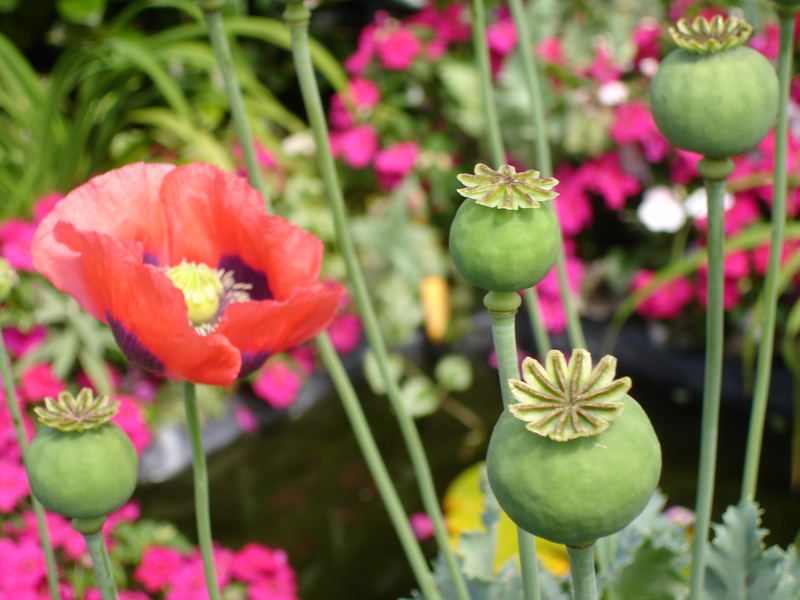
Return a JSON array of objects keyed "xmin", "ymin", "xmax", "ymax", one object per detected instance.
[
  {"xmin": 158, "ymin": 163, "xmax": 325, "ymax": 299},
  {"xmin": 54, "ymin": 222, "xmax": 242, "ymax": 386},
  {"xmin": 217, "ymin": 282, "xmax": 344, "ymax": 361},
  {"xmin": 32, "ymin": 163, "xmax": 175, "ymax": 293}
]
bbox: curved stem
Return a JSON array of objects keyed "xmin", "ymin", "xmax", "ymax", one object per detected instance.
[
  {"xmin": 282, "ymin": 4, "xmax": 470, "ymax": 599},
  {"xmin": 182, "ymin": 381, "xmax": 222, "ymax": 600},
  {"xmin": 198, "ymin": 3, "xmax": 272, "ymax": 210},
  {"xmin": 689, "ymin": 160, "xmax": 732, "ymax": 600},
  {"xmin": 82, "ymin": 529, "xmax": 118, "ymax": 600},
  {"xmin": 740, "ymin": 9, "xmax": 797, "ymax": 501},
  {"xmin": 484, "ymin": 291, "xmax": 541, "ymax": 600},
  {"xmin": 471, "ymin": 0, "xmax": 504, "ymax": 167},
  {"xmin": 506, "ymin": 0, "xmax": 584, "ymax": 350},
  {"xmin": 567, "ymin": 545, "xmax": 598, "ymax": 600},
  {"xmin": 0, "ymin": 332, "xmax": 61, "ymax": 600},
  {"xmin": 315, "ymin": 333, "xmax": 442, "ymax": 600}
]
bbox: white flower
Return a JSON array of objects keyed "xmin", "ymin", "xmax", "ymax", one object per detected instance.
[
  {"xmin": 281, "ymin": 131, "xmax": 315, "ymax": 156},
  {"xmin": 639, "ymin": 57, "xmax": 659, "ymax": 78},
  {"xmin": 597, "ymin": 81, "xmax": 629, "ymax": 106},
  {"xmin": 637, "ymin": 186, "xmax": 687, "ymax": 233},
  {"xmin": 684, "ymin": 187, "xmax": 734, "ymax": 220}
]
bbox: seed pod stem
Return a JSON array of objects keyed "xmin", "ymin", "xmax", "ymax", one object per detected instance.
[
  {"xmin": 567, "ymin": 544, "xmax": 599, "ymax": 600},
  {"xmin": 80, "ymin": 525, "xmax": 119, "ymax": 600}
]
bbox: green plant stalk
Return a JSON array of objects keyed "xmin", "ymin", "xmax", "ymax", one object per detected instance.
[
  {"xmin": 484, "ymin": 291, "xmax": 540, "ymax": 600},
  {"xmin": 567, "ymin": 545, "xmax": 598, "ymax": 600},
  {"xmin": 198, "ymin": 2, "xmax": 272, "ymax": 210},
  {"xmin": 199, "ymin": 3, "xmax": 440, "ymax": 595},
  {"xmin": 182, "ymin": 381, "xmax": 222, "ymax": 600},
  {"xmin": 506, "ymin": 0, "xmax": 585, "ymax": 351},
  {"xmin": 315, "ymin": 333, "xmax": 442, "ymax": 600},
  {"xmin": 689, "ymin": 164, "xmax": 731, "ymax": 600},
  {"xmin": 792, "ymin": 378, "xmax": 800, "ymax": 491},
  {"xmin": 740, "ymin": 8, "xmax": 797, "ymax": 501},
  {"xmin": 470, "ymin": 0, "xmax": 552, "ymax": 357},
  {"xmin": 82, "ymin": 529, "xmax": 118, "ymax": 600},
  {"xmin": 283, "ymin": 4, "xmax": 470, "ymax": 599},
  {"xmin": 0, "ymin": 332, "xmax": 62, "ymax": 600}
]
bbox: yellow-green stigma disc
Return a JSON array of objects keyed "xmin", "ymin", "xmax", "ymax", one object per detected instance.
[{"xmin": 166, "ymin": 261, "xmax": 223, "ymax": 326}]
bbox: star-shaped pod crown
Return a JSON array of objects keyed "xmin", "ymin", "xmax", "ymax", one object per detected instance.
[
  {"xmin": 456, "ymin": 163, "xmax": 558, "ymax": 210},
  {"xmin": 34, "ymin": 388, "xmax": 120, "ymax": 432},
  {"xmin": 508, "ymin": 349, "xmax": 630, "ymax": 442},
  {"xmin": 669, "ymin": 15, "xmax": 752, "ymax": 54}
]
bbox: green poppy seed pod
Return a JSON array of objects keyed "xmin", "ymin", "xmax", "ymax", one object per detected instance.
[
  {"xmin": 486, "ymin": 350, "xmax": 662, "ymax": 546},
  {"xmin": 650, "ymin": 15, "xmax": 778, "ymax": 158},
  {"xmin": 449, "ymin": 164, "xmax": 561, "ymax": 292},
  {"xmin": 27, "ymin": 390, "xmax": 138, "ymax": 520}
]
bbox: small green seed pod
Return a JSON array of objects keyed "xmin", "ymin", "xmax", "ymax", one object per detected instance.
[
  {"xmin": 650, "ymin": 15, "xmax": 778, "ymax": 159},
  {"xmin": 449, "ymin": 164, "xmax": 560, "ymax": 292},
  {"xmin": 27, "ymin": 390, "xmax": 138, "ymax": 520},
  {"xmin": 486, "ymin": 350, "xmax": 662, "ymax": 547}
]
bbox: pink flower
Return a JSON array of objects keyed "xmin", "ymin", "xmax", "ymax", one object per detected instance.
[
  {"xmin": 330, "ymin": 125, "xmax": 379, "ymax": 169},
  {"xmin": 253, "ymin": 362, "xmax": 302, "ymax": 409},
  {"xmin": 235, "ymin": 404, "xmax": 259, "ymax": 433},
  {"xmin": 0, "ymin": 538, "xmax": 47, "ymax": 591},
  {"xmin": 165, "ymin": 558, "xmax": 207, "ymax": 600},
  {"xmin": 374, "ymin": 141, "xmax": 419, "ymax": 189},
  {"xmin": 112, "ymin": 396, "xmax": 152, "ymax": 454},
  {"xmin": 631, "ymin": 270, "xmax": 694, "ymax": 319},
  {"xmin": 537, "ymin": 36, "xmax": 565, "ymax": 65},
  {"xmin": 697, "ymin": 267, "xmax": 741, "ymax": 310},
  {"xmin": 231, "ymin": 543, "xmax": 293, "ymax": 584},
  {"xmin": 487, "ymin": 18, "xmax": 517, "ymax": 57},
  {"xmin": 135, "ymin": 546, "xmax": 186, "ymax": 592},
  {"xmin": 375, "ymin": 27, "xmax": 421, "ymax": 70},
  {"xmin": 535, "ymin": 253, "xmax": 584, "ymax": 333},
  {"xmin": 248, "ymin": 577, "xmax": 299, "ymax": 600},
  {"xmin": 577, "ymin": 152, "xmax": 640, "ymax": 211},
  {"xmin": 664, "ymin": 505, "xmax": 694, "ymax": 526},
  {"xmin": 723, "ymin": 250, "xmax": 751, "ymax": 279},
  {"xmin": 2, "ymin": 325, "xmax": 46, "ymax": 358},
  {"xmin": 85, "ymin": 590, "xmax": 149, "ymax": 600},
  {"xmin": 33, "ymin": 193, "xmax": 64, "ymax": 224},
  {"xmin": 552, "ymin": 164, "xmax": 593, "ymax": 236},
  {"xmin": 328, "ymin": 313, "xmax": 362, "ymax": 354},
  {"xmin": 587, "ymin": 45, "xmax": 622, "ymax": 83},
  {"xmin": 611, "ymin": 101, "xmax": 669, "ymax": 162},
  {"xmin": 409, "ymin": 512, "xmax": 435, "ymax": 541},
  {"xmin": 632, "ymin": 19, "xmax": 661, "ymax": 67},
  {"xmin": 19, "ymin": 363, "xmax": 65, "ymax": 403},
  {"xmin": 345, "ymin": 23, "xmax": 379, "ymax": 76},
  {"xmin": 234, "ymin": 142, "xmax": 278, "ymax": 170},
  {"xmin": 0, "ymin": 458, "xmax": 29, "ymax": 513},
  {"xmin": 288, "ymin": 345, "xmax": 316, "ymax": 376},
  {"xmin": 670, "ymin": 150, "xmax": 702, "ymax": 184},
  {"xmin": 0, "ymin": 219, "xmax": 36, "ymax": 271},
  {"xmin": 750, "ymin": 22, "xmax": 779, "ymax": 61},
  {"xmin": 329, "ymin": 79, "xmax": 380, "ymax": 129}
]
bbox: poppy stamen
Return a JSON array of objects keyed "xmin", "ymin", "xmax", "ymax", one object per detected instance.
[{"xmin": 166, "ymin": 260, "xmax": 252, "ymax": 335}]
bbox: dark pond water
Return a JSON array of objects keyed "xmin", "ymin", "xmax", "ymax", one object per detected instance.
[{"xmin": 135, "ymin": 322, "xmax": 800, "ymax": 600}]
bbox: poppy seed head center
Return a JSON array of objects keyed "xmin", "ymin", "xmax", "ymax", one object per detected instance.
[{"xmin": 167, "ymin": 261, "xmax": 225, "ymax": 326}]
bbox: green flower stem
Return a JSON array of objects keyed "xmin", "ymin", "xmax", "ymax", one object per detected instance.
[
  {"xmin": 282, "ymin": 4, "xmax": 470, "ymax": 599},
  {"xmin": 689, "ymin": 158, "xmax": 734, "ymax": 600},
  {"xmin": 197, "ymin": 0, "xmax": 272, "ymax": 210},
  {"xmin": 483, "ymin": 291, "xmax": 541, "ymax": 600},
  {"xmin": 523, "ymin": 288, "xmax": 552, "ymax": 354},
  {"xmin": 0, "ymin": 332, "xmax": 61, "ymax": 600},
  {"xmin": 182, "ymin": 381, "xmax": 222, "ymax": 600},
  {"xmin": 470, "ymin": 0, "xmax": 504, "ymax": 166},
  {"xmin": 741, "ymin": 7, "xmax": 797, "ymax": 501},
  {"xmin": 80, "ymin": 527, "xmax": 118, "ymax": 600},
  {"xmin": 506, "ymin": 0, "xmax": 585, "ymax": 351},
  {"xmin": 567, "ymin": 545, "xmax": 598, "ymax": 600},
  {"xmin": 315, "ymin": 333, "xmax": 442, "ymax": 600}
]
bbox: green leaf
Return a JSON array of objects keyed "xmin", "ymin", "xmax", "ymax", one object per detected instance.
[
  {"xmin": 400, "ymin": 376, "xmax": 440, "ymax": 418},
  {"xmin": 434, "ymin": 354, "xmax": 473, "ymax": 393},
  {"xmin": 704, "ymin": 500, "xmax": 799, "ymax": 600},
  {"xmin": 57, "ymin": 0, "xmax": 106, "ymax": 25}
]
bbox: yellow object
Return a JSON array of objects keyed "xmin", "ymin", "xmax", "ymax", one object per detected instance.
[
  {"xmin": 443, "ymin": 462, "xmax": 570, "ymax": 577},
  {"xmin": 420, "ymin": 275, "xmax": 450, "ymax": 343},
  {"xmin": 166, "ymin": 261, "xmax": 223, "ymax": 326}
]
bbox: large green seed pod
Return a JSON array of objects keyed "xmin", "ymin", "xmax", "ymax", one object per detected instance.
[
  {"xmin": 486, "ymin": 350, "xmax": 662, "ymax": 547},
  {"xmin": 26, "ymin": 390, "xmax": 138, "ymax": 520},
  {"xmin": 650, "ymin": 15, "xmax": 778, "ymax": 159},
  {"xmin": 449, "ymin": 164, "xmax": 560, "ymax": 292}
]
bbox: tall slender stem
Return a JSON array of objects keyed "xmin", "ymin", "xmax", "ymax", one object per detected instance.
[
  {"xmin": 740, "ymin": 8, "xmax": 797, "ymax": 501},
  {"xmin": 567, "ymin": 545, "xmax": 598, "ymax": 600},
  {"xmin": 507, "ymin": 0, "xmax": 585, "ymax": 350},
  {"xmin": 0, "ymin": 332, "xmax": 61, "ymax": 600},
  {"xmin": 282, "ymin": 4, "xmax": 470, "ymax": 598},
  {"xmin": 484, "ymin": 291, "xmax": 541, "ymax": 600},
  {"xmin": 197, "ymin": 0, "xmax": 272, "ymax": 210},
  {"xmin": 182, "ymin": 381, "xmax": 222, "ymax": 600},
  {"xmin": 689, "ymin": 158, "xmax": 733, "ymax": 600},
  {"xmin": 81, "ymin": 528, "xmax": 118, "ymax": 600},
  {"xmin": 315, "ymin": 333, "xmax": 442, "ymax": 600}
]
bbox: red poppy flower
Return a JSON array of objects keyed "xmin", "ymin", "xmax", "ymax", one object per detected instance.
[{"xmin": 32, "ymin": 162, "xmax": 344, "ymax": 387}]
